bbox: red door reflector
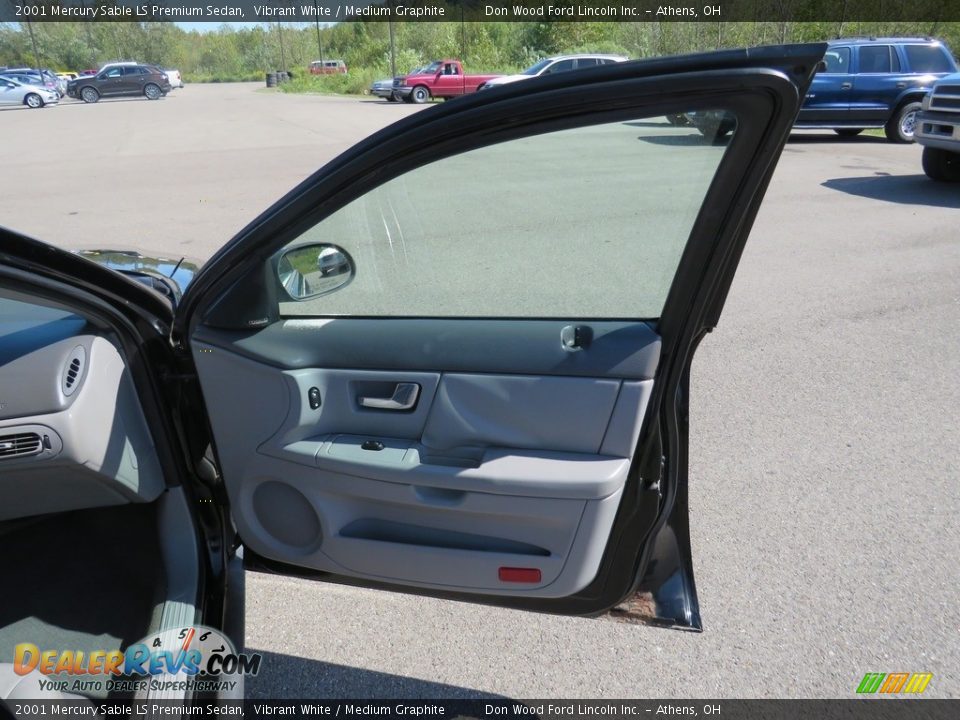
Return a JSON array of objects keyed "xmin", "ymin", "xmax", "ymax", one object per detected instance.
[{"xmin": 498, "ymin": 567, "xmax": 542, "ymax": 583}]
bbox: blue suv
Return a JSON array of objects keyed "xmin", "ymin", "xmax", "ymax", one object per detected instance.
[
  {"xmin": 800, "ymin": 37, "xmax": 958, "ymax": 142},
  {"xmin": 688, "ymin": 37, "xmax": 957, "ymax": 142}
]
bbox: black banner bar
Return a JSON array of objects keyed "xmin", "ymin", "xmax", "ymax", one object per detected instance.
[{"xmin": 2, "ymin": 0, "xmax": 960, "ymax": 23}]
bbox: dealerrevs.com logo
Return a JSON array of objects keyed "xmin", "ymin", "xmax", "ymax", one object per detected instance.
[{"xmin": 12, "ymin": 625, "xmax": 260, "ymax": 695}]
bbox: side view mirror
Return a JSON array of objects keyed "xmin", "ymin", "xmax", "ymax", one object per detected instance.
[{"xmin": 277, "ymin": 243, "xmax": 354, "ymax": 300}]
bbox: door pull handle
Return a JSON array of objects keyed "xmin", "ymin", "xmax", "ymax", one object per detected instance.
[{"xmin": 358, "ymin": 383, "xmax": 420, "ymax": 411}]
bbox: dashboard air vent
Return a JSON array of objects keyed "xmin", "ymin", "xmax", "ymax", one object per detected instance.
[
  {"xmin": 61, "ymin": 345, "xmax": 87, "ymax": 397},
  {"xmin": 0, "ymin": 432, "xmax": 42, "ymax": 459}
]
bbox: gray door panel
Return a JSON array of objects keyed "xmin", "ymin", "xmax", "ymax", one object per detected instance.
[
  {"xmin": 421, "ymin": 374, "xmax": 621, "ymax": 454},
  {"xmin": 192, "ymin": 319, "xmax": 661, "ymax": 379},
  {"xmin": 192, "ymin": 320, "xmax": 659, "ymax": 597}
]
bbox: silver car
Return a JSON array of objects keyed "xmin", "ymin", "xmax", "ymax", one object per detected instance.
[
  {"xmin": 480, "ymin": 54, "xmax": 629, "ymax": 90},
  {"xmin": 370, "ymin": 77, "xmax": 397, "ymax": 101},
  {"xmin": 0, "ymin": 76, "xmax": 59, "ymax": 109}
]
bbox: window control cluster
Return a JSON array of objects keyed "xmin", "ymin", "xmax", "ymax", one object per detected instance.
[{"xmin": 361, "ymin": 440, "xmax": 385, "ymax": 451}]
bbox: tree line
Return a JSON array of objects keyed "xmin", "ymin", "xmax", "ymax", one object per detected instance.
[{"xmin": 2, "ymin": 20, "xmax": 957, "ymax": 84}]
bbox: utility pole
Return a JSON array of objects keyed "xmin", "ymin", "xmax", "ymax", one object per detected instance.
[
  {"xmin": 388, "ymin": 19, "xmax": 396, "ymax": 78},
  {"xmin": 25, "ymin": 21, "xmax": 41, "ymax": 69},
  {"xmin": 314, "ymin": 3, "xmax": 325, "ymax": 66},
  {"xmin": 276, "ymin": 22, "xmax": 287, "ymax": 73}
]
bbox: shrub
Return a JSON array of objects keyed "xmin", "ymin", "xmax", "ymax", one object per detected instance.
[{"xmin": 278, "ymin": 67, "xmax": 381, "ymax": 95}]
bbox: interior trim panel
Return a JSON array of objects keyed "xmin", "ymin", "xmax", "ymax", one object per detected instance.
[
  {"xmin": 192, "ymin": 319, "xmax": 660, "ymax": 598},
  {"xmin": 0, "ymin": 335, "xmax": 165, "ymax": 521},
  {"xmin": 193, "ymin": 319, "xmax": 661, "ymax": 379}
]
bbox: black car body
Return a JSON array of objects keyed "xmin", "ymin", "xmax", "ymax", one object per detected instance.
[
  {"xmin": 67, "ymin": 64, "xmax": 172, "ymax": 103},
  {"xmin": 0, "ymin": 44, "xmax": 825, "ymax": 702}
]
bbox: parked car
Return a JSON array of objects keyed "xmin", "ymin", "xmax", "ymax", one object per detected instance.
[
  {"xmin": 480, "ymin": 54, "xmax": 628, "ymax": 90},
  {"xmin": 309, "ymin": 59, "xmax": 348, "ymax": 75},
  {"xmin": 687, "ymin": 37, "xmax": 957, "ymax": 142},
  {"xmin": 798, "ymin": 37, "xmax": 958, "ymax": 142},
  {"xmin": 370, "ymin": 77, "xmax": 396, "ymax": 100},
  {"xmin": 915, "ymin": 72, "xmax": 960, "ymax": 181},
  {"xmin": 393, "ymin": 59, "xmax": 501, "ymax": 103},
  {"xmin": 67, "ymin": 64, "xmax": 172, "ymax": 103},
  {"xmin": 0, "ymin": 76, "xmax": 59, "ymax": 109},
  {"xmin": 56, "ymin": 71, "xmax": 78, "ymax": 82},
  {"xmin": 0, "ymin": 68, "xmax": 62, "ymax": 97},
  {"xmin": 163, "ymin": 69, "xmax": 184, "ymax": 89},
  {"xmin": 20, "ymin": 67, "xmax": 67, "ymax": 96},
  {"xmin": 0, "ymin": 46, "xmax": 827, "ymax": 693},
  {"xmin": 371, "ymin": 66, "xmax": 427, "ymax": 101}
]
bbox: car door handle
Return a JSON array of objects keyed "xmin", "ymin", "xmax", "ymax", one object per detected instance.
[
  {"xmin": 896, "ymin": 82, "xmax": 907, "ymax": 89},
  {"xmin": 358, "ymin": 383, "xmax": 420, "ymax": 411},
  {"xmin": 841, "ymin": 82, "xmax": 852, "ymax": 90}
]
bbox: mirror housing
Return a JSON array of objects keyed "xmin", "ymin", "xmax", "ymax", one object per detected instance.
[{"xmin": 277, "ymin": 243, "xmax": 354, "ymax": 301}]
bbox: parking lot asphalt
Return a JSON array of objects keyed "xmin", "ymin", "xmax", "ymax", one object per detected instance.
[{"xmin": 3, "ymin": 83, "xmax": 958, "ymax": 698}]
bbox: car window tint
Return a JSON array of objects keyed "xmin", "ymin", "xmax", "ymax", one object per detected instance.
[
  {"xmin": 105, "ymin": 69, "xmax": 123, "ymax": 78},
  {"xmin": 277, "ymin": 110, "xmax": 736, "ymax": 319},
  {"xmin": 575, "ymin": 58, "xmax": 599, "ymax": 69},
  {"xmin": 860, "ymin": 46, "xmax": 892, "ymax": 73},
  {"xmin": 904, "ymin": 45, "xmax": 954, "ymax": 73},
  {"xmin": 545, "ymin": 60, "xmax": 576, "ymax": 74},
  {"xmin": 823, "ymin": 48, "xmax": 850, "ymax": 73}
]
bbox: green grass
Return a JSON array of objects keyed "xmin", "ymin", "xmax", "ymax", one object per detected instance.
[
  {"xmin": 182, "ymin": 72, "xmax": 265, "ymax": 83},
  {"xmin": 278, "ymin": 68, "xmax": 380, "ymax": 96}
]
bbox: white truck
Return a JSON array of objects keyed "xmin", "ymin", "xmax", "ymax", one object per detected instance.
[
  {"xmin": 915, "ymin": 73, "xmax": 960, "ymax": 181},
  {"xmin": 163, "ymin": 69, "xmax": 184, "ymax": 89}
]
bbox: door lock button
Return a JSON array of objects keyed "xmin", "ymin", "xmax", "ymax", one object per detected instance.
[
  {"xmin": 308, "ymin": 387, "xmax": 322, "ymax": 409},
  {"xmin": 361, "ymin": 440, "xmax": 385, "ymax": 451}
]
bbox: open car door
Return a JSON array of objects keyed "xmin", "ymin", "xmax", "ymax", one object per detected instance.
[
  {"xmin": 174, "ymin": 45, "xmax": 824, "ymax": 627},
  {"xmin": 173, "ymin": 44, "xmax": 824, "ymax": 630}
]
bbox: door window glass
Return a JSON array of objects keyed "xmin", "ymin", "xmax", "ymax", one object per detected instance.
[
  {"xmin": 545, "ymin": 60, "xmax": 575, "ymax": 75},
  {"xmin": 822, "ymin": 48, "xmax": 850, "ymax": 73},
  {"xmin": 276, "ymin": 110, "xmax": 736, "ymax": 319},
  {"xmin": 903, "ymin": 45, "xmax": 955, "ymax": 73},
  {"xmin": 859, "ymin": 46, "xmax": 892, "ymax": 73}
]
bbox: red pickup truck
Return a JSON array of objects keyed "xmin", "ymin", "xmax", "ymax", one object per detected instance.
[{"xmin": 393, "ymin": 59, "xmax": 501, "ymax": 104}]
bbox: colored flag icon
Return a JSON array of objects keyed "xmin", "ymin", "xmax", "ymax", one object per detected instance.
[{"xmin": 856, "ymin": 672, "xmax": 932, "ymax": 694}]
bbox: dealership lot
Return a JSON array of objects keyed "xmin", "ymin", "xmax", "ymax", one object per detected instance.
[{"xmin": 2, "ymin": 83, "xmax": 958, "ymax": 698}]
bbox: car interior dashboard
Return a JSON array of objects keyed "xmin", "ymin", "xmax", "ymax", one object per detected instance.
[{"xmin": 0, "ymin": 292, "xmax": 164, "ymax": 522}]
